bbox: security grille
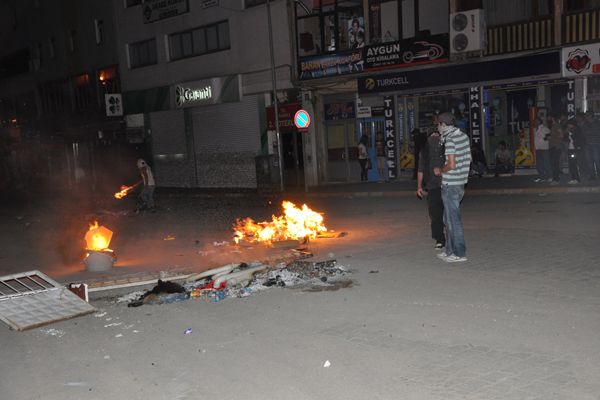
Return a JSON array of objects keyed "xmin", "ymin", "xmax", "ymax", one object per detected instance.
[{"xmin": 0, "ymin": 270, "xmax": 95, "ymax": 331}]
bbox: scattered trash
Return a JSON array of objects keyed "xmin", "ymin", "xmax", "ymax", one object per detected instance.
[
  {"xmin": 104, "ymin": 322, "xmax": 122, "ymax": 328},
  {"xmin": 184, "ymin": 328, "xmax": 193, "ymax": 335},
  {"xmin": 369, "ymin": 270, "xmax": 379, "ymax": 274},
  {"xmin": 40, "ymin": 328, "xmax": 66, "ymax": 338},
  {"xmin": 164, "ymin": 235, "xmax": 175, "ymax": 241},
  {"xmin": 94, "ymin": 312, "xmax": 107, "ymax": 318},
  {"xmin": 127, "ymin": 280, "xmax": 188, "ymax": 307},
  {"xmin": 213, "ymin": 241, "xmax": 229, "ymax": 247},
  {"xmin": 64, "ymin": 382, "xmax": 87, "ymax": 387},
  {"xmin": 323, "ymin": 360, "xmax": 331, "ymax": 368},
  {"xmin": 115, "ymin": 333, "xmax": 123, "ymax": 338},
  {"xmin": 103, "ymin": 355, "xmax": 110, "ymax": 360}
]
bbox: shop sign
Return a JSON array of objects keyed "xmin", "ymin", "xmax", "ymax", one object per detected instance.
[
  {"xmin": 266, "ymin": 103, "xmax": 301, "ymax": 132},
  {"xmin": 324, "ymin": 102, "xmax": 355, "ymax": 120},
  {"xmin": 202, "ymin": 0, "xmax": 218, "ymax": 8},
  {"xmin": 105, "ymin": 94, "xmax": 123, "ymax": 117},
  {"xmin": 172, "ymin": 75, "xmax": 240, "ymax": 109},
  {"xmin": 383, "ymin": 96, "xmax": 397, "ymax": 179},
  {"xmin": 143, "ymin": 0, "xmax": 189, "ymax": 24},
  {"xmin": 566, "ymin": 80, "xmax": 576, "ymax": 119},
  {"xmin": 299, "ymin": 50, "xmax": 364, "ymax": 80},
  {"xmin": 358, "ymin": 52, "xmax": 560, "ymax": 93},
  {"xmin": 469, "ymin": 87, "xmax": 482, "ymax": 145},
  {"xmin": 561, "ymin": 43, "xmax": 600, "ymax": 77},
  {"xmin": 364, "ymin": 34, "xmax": 448, "ymax": 71},
  {"xmin": 356, "ymin": 105, "xmax": 372, "ymax": 118}
]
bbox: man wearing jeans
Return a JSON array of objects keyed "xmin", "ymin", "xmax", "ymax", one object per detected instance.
[{"xmin": 433, "ymin": 113, "xmax": 471, "ymax": 263}]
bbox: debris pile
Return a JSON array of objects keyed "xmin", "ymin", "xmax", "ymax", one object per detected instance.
[{"xmin": 121, "ymin": 259, "xmax": 350, "ymax": 307}]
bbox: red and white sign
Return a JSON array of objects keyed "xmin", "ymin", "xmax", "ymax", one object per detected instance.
[
  {"xmin": 294, "ymin": 109, "xmax": 311, "ymax": 129},
  {"xmin": 562, "ymin": 43, "xmax": 600, "ymax": 77},
  {"xmin": 266, "ymin": 103, "xmax": 301, "ymax": 132}
]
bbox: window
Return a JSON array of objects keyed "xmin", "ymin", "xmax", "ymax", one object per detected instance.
[
  {"xmin": 69, "ymin": 30, "xmax": 78, "ymax": 53},
  {"xmin": 169, "ymin": 21, "xmax": 230, "ymax": 61},
  {"xmin": 295, "ymin": 0, "xmax": 364, "ymax": 56},
  {"xmin": 128, "ymin": 38, "xmax": 157, "ymax": 68},
  {"xmin": 49, "ymin": 37, "xmax": 56, "ymax": 59},
  {"xmin": 245, "ymin": 0, "xmax": 266, "ymax": 7},
  {"xmin": 566, "ymin": 0, "xmax": 600, "ymax": 11},
  {"xmin": 95, "ymin": 19, "xmax": 104, "ymax": 45},
  {"xmin": 125, "ymin": 0, "xmax": 142, "ymax": 7},
  {"xmin": 73, "ymin": 73, "xmax": 93, "ymax": 111}
]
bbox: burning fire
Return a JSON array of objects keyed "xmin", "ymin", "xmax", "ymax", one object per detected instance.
[
  {"xmin": 85, "ymin": 221, "xmax": 113, "ymax": 251},
  {"xmin": 114, "ymin": 184, "xmax": 136, "ymax": 199},
  {"xmin": 233, "ymin": 201, "xmax": 327, "ymax": 244}
]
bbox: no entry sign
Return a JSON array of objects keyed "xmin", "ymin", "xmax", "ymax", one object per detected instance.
[{"xmin": 294, "ymin": 109, "xmax": 311, "ymax": 129}]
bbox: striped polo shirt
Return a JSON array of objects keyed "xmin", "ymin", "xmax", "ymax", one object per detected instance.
[{"xmin": 442, "ymin": 127, "xmax": 471, "ymax": 186}]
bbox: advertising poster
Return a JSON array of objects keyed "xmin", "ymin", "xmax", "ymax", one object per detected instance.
[{"xmin": 299, "ymin": 50, "xmax": 364, "ymax": 80}]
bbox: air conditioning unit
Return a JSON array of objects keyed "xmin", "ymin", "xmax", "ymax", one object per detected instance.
[{"xmin": 449, "ymin": 9, "xmax": 486, "ymax": 55}]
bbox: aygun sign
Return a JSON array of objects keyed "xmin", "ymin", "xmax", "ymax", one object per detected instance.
[{"xmin": 364, "ymin": 34, "xmax": 449, "ymax": 71}]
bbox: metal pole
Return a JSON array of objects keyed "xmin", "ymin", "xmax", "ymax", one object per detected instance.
[{"xmin": 266, "ymin": 0, "xmax": 284, "ymax": 192}]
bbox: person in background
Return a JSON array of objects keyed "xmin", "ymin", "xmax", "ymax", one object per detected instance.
[
  {"xmin": 412, "ymin": 128, "xmax": 427, "ymax": 180},
  {"xmin": 416, "ymin": 129, "xmax": 445, "ymax": 250},
  {"xmin": 137, "ymin": 159, "xmax": 155, "ymax": 211},
  {"xmin": 533, "ymin": 117, "xmax": 551, "ymax": 182},
  {"xmin": 357, "ymin": 134, "xmax": 369, "ymax": 182},
  {"xmin": 548, "ymin": 114, "xmax": 563, "ymax": 185},
  {"xmin": 470, "ymin": 144, "xmax": 487, "ymax": 178},
  {"xmin": 565, "ymin": 120, "xmax": 584, "ymax": 184},
  {"xmin": 434, "ymin": 112, "xmax": 471, "ymax": 263},
  {"xmin": 582, "ymin": 111, "xmax": 600, "ymax": 180},
  {"xmin": 494, "ymin": 141, "xmax": 513, "ymax": 176}
]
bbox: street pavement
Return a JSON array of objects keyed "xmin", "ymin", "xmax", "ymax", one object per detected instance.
[{"xmin": 1, "ymin": 183, "xmax": 599, "ymax": 400}]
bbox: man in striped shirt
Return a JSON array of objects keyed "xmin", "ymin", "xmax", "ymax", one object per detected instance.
[{"xmin": 433, "ymin": 112, "xmax": 471, "ymax": 263}]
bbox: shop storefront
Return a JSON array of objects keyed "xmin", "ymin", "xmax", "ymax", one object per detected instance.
[
  {"xmin": 353, "ymin": 51, "xmax": 567, "ymax": 179},
  {"xmin": 125, "ymin": 74, "xmax": 264, "ymax": 188}
]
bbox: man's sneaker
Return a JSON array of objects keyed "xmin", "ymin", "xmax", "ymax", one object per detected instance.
[
  {"xmin": 437, "ymin": 252, "xmax": 452, "ymax": 260},
  {"xmin": 435, "ymin": 242, "xmax": 444, "ymax": 250},
  {"xmin": 568, "ymin": 179, "xmax": 579, "ymax": 185},
  {"xmin": 444, "ymin": 255, "xmax": 468, "ymax": 263},
  {"xmin": 533, "ymin": 178, "xmax": 543, "ymax": 183}
]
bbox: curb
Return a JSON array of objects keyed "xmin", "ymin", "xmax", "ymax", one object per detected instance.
[{"xmin": 305, "ymin": 186, "xmax": 600, "ymax": 198}]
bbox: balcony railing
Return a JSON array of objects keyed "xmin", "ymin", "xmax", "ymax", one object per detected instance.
[
  {"xmin": 563, "ymin": 9, "xmax": 600, "ymax": 44},
  {"xmin": 486, "ymin": 16, "xmax": 554, "ymax": 56}
]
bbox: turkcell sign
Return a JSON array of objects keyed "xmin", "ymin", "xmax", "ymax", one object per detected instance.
[{"xmin": 383, "ymin": 96, "xmax": 397, "ymax": 180}]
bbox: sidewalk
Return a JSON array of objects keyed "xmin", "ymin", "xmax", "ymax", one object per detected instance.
[{"xmin": 301, "ymin": 174, "xmax": 600, "ymax": 198}]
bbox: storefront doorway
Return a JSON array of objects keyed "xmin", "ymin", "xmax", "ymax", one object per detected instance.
[
  {"xmin": 357, "ymin": 117, "xmax": 386, "ymax": 181},
  {"xmin": 326, "ymin": 121, "xmax": 357, "ymax": 182},
  {"xmin": 281, "ymin": 130, "xmax": 304, "ymax": 187}
]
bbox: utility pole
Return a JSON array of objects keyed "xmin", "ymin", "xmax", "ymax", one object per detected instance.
[{"xmin": 266, "ymin": 0, "xmax": 285, "ymax": 192}]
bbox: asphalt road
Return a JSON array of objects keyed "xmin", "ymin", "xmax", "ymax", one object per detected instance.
[{"xmin": 1, "ymin": 192, "xmax": 599, "ymax": 400}]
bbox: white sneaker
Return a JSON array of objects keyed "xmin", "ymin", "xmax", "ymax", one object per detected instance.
[
  {"xmin": 437, "ymin": 252, "xmax": 452, "ymax": 260},
  {"xmin": 435, "ymin": 242, "xmax": 444, "ymax": 250},
  {"xmin": 568, "ymin": 179, "xmax": 579, "ymax": 185},
  {"xmin": 533, "ymin": 178, "xmax": 543, "ymax": 183},
  {"xmin": 444, "ymin": 255, "xmax": 468, "ymax": 263}
]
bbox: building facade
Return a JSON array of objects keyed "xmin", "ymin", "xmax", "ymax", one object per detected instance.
[
  {"xmin": 113, "ymin": 0, "xmax": 298, "ymax": 189},
  {"xmin": 295, "ymin": 0, "xmax": 600, "ymax": 184},
  {"xmin": 0, "ymin": 0, "xmax": 126, "ymax": 194}
]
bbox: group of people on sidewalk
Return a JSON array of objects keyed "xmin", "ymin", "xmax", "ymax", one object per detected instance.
[
  {"xmin": 416, "ymin": 112, "xmax": 471, "ymax": 263},
  {"xmin": 533, "ymin": 112, "xmax": 600, "ymax": 185}
]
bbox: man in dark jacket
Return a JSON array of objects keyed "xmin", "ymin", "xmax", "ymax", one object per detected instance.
[{"xmin": 416, "ymin": 129, "xmax": 445, "ymax": 249}]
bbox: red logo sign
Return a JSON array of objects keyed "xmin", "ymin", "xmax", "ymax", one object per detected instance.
[{"xmin": 565, "ymin": 48, "xmax": 591, "ymax": 74}]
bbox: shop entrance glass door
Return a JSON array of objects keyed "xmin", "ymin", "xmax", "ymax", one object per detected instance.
[
  {"xmin": 326, "ymin": 122, "xmax": 357, "ymax": 182},
  {"xmin": 357, "ymin": 117, "xmax": 386, "ymax": 181}
]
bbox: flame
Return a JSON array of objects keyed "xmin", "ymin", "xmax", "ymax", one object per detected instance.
[
  {"xmin": 85, "ymin": 221, "xmax": 113, "ymax": 251},
  {"xmin": 233, "ymin": 201, "xmax": 327, "ymax": 244},
  {"xmin": 114, "ymin": 184, "xmax": 136, "ymax": 199}
]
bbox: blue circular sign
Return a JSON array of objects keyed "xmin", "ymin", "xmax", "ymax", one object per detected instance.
[{"xmin": 294, "ymin": 110, "xmax": 311, "ymax": 129}]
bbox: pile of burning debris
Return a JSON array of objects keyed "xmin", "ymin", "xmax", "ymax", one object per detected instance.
[{"xmin": 122, "ymin": 258, "xmax": 351, "ymax": 307}]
